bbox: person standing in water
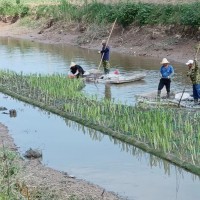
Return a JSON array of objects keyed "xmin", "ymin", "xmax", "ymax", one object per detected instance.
[
  {"xmin": 186, "ymin": 59, "xmax": 200, "ymax": 105},
  {"xmin": 99, "ymin": 40, "xmax": 110, "ymax": 74},
  {"xmin": 157, "ymin": 58, "xmax": 174, "ymax": 98}
]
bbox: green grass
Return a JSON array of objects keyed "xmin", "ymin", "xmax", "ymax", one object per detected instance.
[{"xmin": 0, "ymin": 0, "xmax": 200, "ymax": 27}]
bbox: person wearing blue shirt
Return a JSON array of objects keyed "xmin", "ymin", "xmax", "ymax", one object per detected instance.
[
  {"xmin": 98, "ymin": 40, "xmax": 110, "ymax": 74},
  {"xmin": 157, "ymin": 58, "xmax": 174, "ymax": 98}
]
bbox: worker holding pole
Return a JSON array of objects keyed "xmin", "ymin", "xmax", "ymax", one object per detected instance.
[
  {"xmin": 185, "ymin": 46, "xmax": 200, "ymax": 105},
  {"xmin": 98, "ymin": 18, "xmax": 117, "ymax": 74},
  {"xmin": 98, "ymin": 40, "xmax": 110, "ymax": 74}
]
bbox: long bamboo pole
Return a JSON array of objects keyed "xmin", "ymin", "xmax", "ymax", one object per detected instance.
[{"xmin": 98, "ymin": 18, "xmax": 117, "ymax": 70}]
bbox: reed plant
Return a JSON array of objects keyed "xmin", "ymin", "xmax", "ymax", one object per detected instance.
[{"xmin": 0, "ymin": 69, "xmax": 200, "ymax": 174}]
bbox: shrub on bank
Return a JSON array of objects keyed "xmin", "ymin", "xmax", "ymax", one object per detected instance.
[
  {"xmin": 1, "ymin": 0, "xmax": 200, "ymax": 27},
  {"xmin": 0, "ymin": 1, "xmax": 29, "ymax": 18},
  {"xmin": 30, "ymin": 0, "xmax": 200, "ymax": 27}
]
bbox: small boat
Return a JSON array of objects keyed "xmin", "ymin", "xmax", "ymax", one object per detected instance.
[{"xmin": 85, "ymin": 71, "xmax": 146, "ymax": 84}]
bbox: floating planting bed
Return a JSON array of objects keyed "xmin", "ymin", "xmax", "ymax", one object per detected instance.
[{"xmin": 0, "ymin": 70, "xmax": 200, "ymax": 176}]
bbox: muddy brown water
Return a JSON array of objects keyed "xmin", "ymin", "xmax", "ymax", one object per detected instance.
[{"xmin": 0, "ymin": 37, "xmax": 200, "ymax": 200}]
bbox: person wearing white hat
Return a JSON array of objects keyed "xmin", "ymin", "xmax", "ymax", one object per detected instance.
[
  {"xmin": 68, "ymin": 62, "xmax": 85, "ymax": 78},
  {"xmin": 186, "ymin": 59, "xmax": 200, "ymax": 104},
  {"xmin": 157, "ymin": 58, "xmax": 174, "ymax": 98}
]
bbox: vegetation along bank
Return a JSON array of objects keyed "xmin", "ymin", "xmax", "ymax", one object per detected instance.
[{"xmin": 0, "ymin": 0, "xmax": 200, "ymax": 44}]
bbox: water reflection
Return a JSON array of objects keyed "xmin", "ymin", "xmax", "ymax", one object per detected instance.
[
  {"xmin": 65, "ymin": 118, "xmax": 104, "ymax": 141},
  {"xmin": 104, "ymin": 83, "xmax": 111, "ymax": 100},
  {"xmin": 64, "ymin": 117, "xmax": 200, "ymax": 181}
]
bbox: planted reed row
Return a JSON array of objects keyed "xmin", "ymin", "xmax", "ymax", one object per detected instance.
[{"xmin": 0, "ymin": 70, "xmax": 200, "ymax": 171}]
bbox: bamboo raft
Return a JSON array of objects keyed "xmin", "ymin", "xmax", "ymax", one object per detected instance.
[
  {"xmin": 85, "ymin": 71, "xmax": 146, "ymax": 84},
  {"xmin": 136, "ymin": 90, "xmax": 200, "ymax": 108}
]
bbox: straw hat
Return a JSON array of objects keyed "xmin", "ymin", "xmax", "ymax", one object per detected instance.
[
  {"xmin": 70, "ymin": 62, "xmax": 76, "ymax": 67},
  {"xmin": 186, "ymin": 60, "xmax": 193, "ymax": 65},
  {"xmin": 160, "ymin": 58, "xmax": 170, "ymax": 64}
]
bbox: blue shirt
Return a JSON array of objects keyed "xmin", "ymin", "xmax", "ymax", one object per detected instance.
[
  {"xmin": 160, "ymin": 65, "xmax": 174, "ymax": 78},
  {"xmin": 101, "ymin": 46, "xmax": 110, "ymax": 61}
]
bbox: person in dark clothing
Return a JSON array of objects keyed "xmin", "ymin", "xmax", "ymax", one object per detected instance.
[
  {"xmin": 157, "ymin": 58, "xmax": 174, "ymax": 98},
  {"xmin": 69, "ymin": 62, "xmax": 85, "ymax": 78},
  {"xmin": 98, "ymin": 40, "xmax": 110, "ymax": 74}
]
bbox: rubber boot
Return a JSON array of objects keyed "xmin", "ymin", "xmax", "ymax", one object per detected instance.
[
  {"xmin": 194, "ymin": 99, "xmax": 198, "ymax": 105},
  {"xmin": 167, "ymin": 92, "xmax": 170, "ymax": 99},
  {"xmin": 157, "ymin": 90, "xmax": 161, "ymax": 99}
]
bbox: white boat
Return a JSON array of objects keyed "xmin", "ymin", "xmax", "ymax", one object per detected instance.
[{"xmin": 85, "ymin": 71, "xmax": 146, "ymax": 84}]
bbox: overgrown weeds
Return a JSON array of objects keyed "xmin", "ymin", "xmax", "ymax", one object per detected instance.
[
  {"xmin": 1, "ymin": 0, "xmax": 200, "ymax": 28},
  {"xmin": 0, "ymin": 1, "xmax": 29, "ymax": 18}
]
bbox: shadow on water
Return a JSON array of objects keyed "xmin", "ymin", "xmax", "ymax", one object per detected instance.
[{"xmin": 0, "ymin": 38, "xmax": 200, "ymax": 199}]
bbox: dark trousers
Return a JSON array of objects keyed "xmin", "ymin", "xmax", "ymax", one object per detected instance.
[
  {"xmin": 193, "ymin": 84, "xmax": 200, "ymax": 100},
  {"xmin": 158, "ymin": 78, "xmax": 171, "ymax": 92},
  {"xmin": 76, "ymin": 72, "xmax": 83, "ymax": 78}
]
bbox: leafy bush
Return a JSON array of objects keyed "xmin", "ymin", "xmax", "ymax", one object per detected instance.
[
  {"xmin": 180, "ymin": 2, "xmax": 200, "ymax": 26},
  {"xmin": 0, "ymin": 1, "xmax": 29, "ymax": 17}
]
